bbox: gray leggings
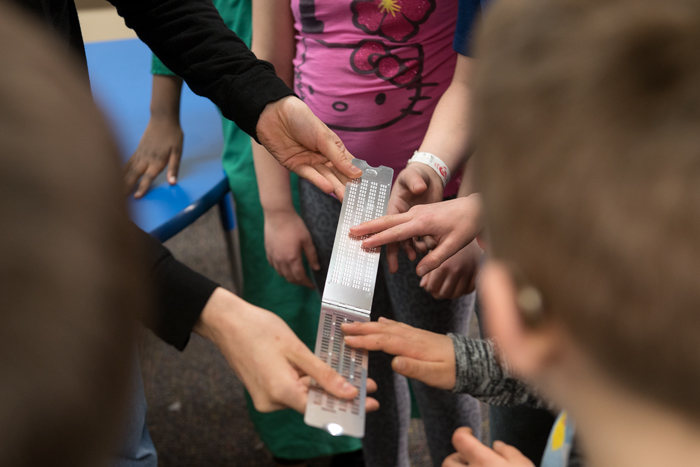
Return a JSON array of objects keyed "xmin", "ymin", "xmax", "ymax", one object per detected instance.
[{"xmin": 299, "ymin": 181, "xmax": 481, "ymax": 467}]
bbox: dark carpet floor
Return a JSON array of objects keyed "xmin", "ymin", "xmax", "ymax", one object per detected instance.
[{"xmin": 138, "ymin": 207, "xmax": 487, "ymax": 466}]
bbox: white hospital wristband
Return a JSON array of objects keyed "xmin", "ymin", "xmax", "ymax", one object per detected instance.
[{"xmin": 407, "ymin": 151, "xmax": 451, "ymax": 187}]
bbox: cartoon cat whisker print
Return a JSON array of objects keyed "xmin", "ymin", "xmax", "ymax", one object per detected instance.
[{"xmin": 295, "ymin": 38, "xmax": 437, "ymax": 132}]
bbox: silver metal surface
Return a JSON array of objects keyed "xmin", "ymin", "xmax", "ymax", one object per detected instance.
[
  {"xmin": 304, "ymin": 159, "xmax": 393, "ymax": 439},
  {"xmin": 304, "ymin": 304, "xmax": 369, "ymax": 438},
  {"xmin": 323, "ymin": 160, "xmax": 393, "ymax": 312}
]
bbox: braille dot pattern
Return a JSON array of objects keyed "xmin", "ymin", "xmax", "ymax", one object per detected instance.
[
  {"xmin": 329, "ymin": 178, "xmax": 389, "ymax": 293},
  {"xmin": 310, "ymin": 312, "xmax": 365, "ymax": 415}
]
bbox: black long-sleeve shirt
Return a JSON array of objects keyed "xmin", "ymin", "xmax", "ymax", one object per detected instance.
[{"xmin": 16, "ymin": 0, "xmax": 295, "ymax": 349}]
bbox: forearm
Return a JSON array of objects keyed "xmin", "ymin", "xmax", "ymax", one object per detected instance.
[
  {"xmin": 252, "ymin": 141, "xmax": 295, "ymax": 214},
  {"xmin": 457, "ymin": 160, "xmax": 475, "ymax": 198},
  {"xmin": 137, "ymin": 224, "xmax": 218, "ymax": 350},
  {"xmin": 251, "ymin": 0, "xmax": 296, "ymax": 87},
  {"xmin": 192, "ymin": 286, "xmax": 243, "ymax": 344},
  {"xmin": 149, "ymin": 74, "xmax": 183, "ymax": 122},
  {"xmin": 450, "ymin": 334, "xmax": 547, "ymax": 409},
  {"xmin": 250, "ymin": 0, "xmax": 297, "ymax": 215},
  {"xmin": 418, "ymin": 55, "xmax": 474, "ymax": 173},
  {"xmin": 108, "ymin": 0, "xmax": 293, "ymax": 138}
]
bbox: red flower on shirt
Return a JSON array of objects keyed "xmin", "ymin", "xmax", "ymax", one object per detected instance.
[
  {"xmin": 351, "ymin": 0, "xmax": 436, "ymax": 43},
  {"xmin": 351, "ymin": 40, "xmax": 421, "ymax": 86}
]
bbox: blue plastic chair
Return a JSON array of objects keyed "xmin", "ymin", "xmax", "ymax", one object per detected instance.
[{"xmin": 85, "ymin": 38, "xmax": 243, "ymax": 293}]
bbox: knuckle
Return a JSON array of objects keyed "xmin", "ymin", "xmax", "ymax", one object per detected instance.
[
  {"xmin": 429, "ymin": 251, "xmax": 445, "ymax": 265},
  {"xmin": 268, "ymin": 385, "xmax": 286, "ymax": 403},
  {"xmin": 377, "ymin": 334, "xmax": 394, "ymax": 348},
  {"xmin": 289, "ymin": 340, "xmax": 309, "ymax": 357},
  {"xmin": 316, "ymin": 362, "xmax": 337, "ymax": 384},
  {"xmin": 252, "ymin": 396, "xmax": 274, "ymax": 413}
]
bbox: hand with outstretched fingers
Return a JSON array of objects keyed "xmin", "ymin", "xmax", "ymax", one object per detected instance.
[
  {"xmin": 124, "ymin": 116, "xmax": 183, "ymax": 198},
  {"xmin": 256, "ymin": 96, "xmax": 362, "ymax": 201},
  {"xmin": 350, "ymin": 194, "xmax": 484, "ymax": 277},
  {"xmin": 419, "ymin": 240, "xmax": 482, "ymax": 300},
  {"xmin": 264, "ymin": 209, "xmax": 320, "ymax": 288},
  {"xmin": 443, "ymin": 427, "xmax": 535, "ymax": 467},
  {"xmin": 383, "ymin": 163, "xmax": 445, "ymax": 272},
  {"xmin": 343, "ymin": 317, "xmax": 456, "ymax": 391},
  {"xmin": 195, "ymin": 288, "xmax": 379, "ymax": 413}
]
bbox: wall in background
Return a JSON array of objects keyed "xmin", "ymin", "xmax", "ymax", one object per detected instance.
[{"xmin": 76, "ymin": 0, "xmax": 108, "ymax": 10}]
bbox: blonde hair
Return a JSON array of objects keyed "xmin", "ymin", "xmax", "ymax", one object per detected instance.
[{"xmin": 474, "ymin": 0, "xmax": 700, "ymax": 418}]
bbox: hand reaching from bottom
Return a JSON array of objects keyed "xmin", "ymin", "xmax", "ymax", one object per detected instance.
[
  {"xmin": 195, "ymin": 288, "xmax": 379, "ymax": 413},
  {"xmin": 443, "ymin": 428, "xmax": 535, "ymax": 467}
]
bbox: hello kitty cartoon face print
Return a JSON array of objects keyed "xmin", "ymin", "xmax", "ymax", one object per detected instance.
[{"xmin": 293, "ymin": 0, "xmax": 442, "ymax": 133}]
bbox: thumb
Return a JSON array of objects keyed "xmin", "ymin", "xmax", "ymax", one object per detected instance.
[
  {"xmin": 492, "ymin": 441, "xmax": 533, "ymax": 464},
  {"xmin": 416, "ymin": 241, "xmax": 461, "ymax": 277},
  {"xmin": 404, "ymin": 166, "xmax": 428, "ymax": 194},
  {"xmin": 391, "ymin": 357, "xmax": 452, "ymax": 390},
  {"xmin": 302, "ymin": 236, "xmax": 320, "ymax": 271},
  {"xmin": 315, "ymin": 125, "xmax": 362, "ymax": 179},
  {"xmin": 290, "ymin": 346, "xmax": 358, "ymax": 400}
]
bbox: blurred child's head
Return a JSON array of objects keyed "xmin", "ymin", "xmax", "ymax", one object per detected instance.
[
  {"xmin": 0, "ymin": 3, "xmax": 148, "ymax": 466},
  {"xmin": 473, "ymin": 0, "xmax": 700, "ymax": 421}
]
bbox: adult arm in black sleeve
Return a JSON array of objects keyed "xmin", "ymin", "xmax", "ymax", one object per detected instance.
[
  {"xmin": 136, "ymin": 225, "xmax": 218, "ymax": 350},
  {"xmin": 108, "ymin": 0, "xmax": 293, "ymax": 139},
  {"xmin": 108, "ymin": 0, "xmax": 363, "ymax": 199}
]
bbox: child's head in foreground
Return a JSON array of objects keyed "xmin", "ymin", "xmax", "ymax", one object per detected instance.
[
  {"xmin": 474, "ymin": 0, "xmax": 700, "ymax": 431},
  {"xmin": 0, "ymin": 3, "xmax": 148, "ymax": 466}
]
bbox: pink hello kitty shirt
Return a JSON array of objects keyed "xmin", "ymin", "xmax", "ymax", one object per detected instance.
[{"xmin": 291, "ymin": 0, "xmax": 460, "ymax": 195}]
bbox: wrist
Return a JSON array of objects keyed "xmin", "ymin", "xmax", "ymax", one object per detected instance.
[
  {"xmin": 149, "ymin": 108, "xmax": 180, "ymax": 124},
  {"xmin": 406, "ymin": 161, "xmax": 444, "ymax": 192},
  {"xmin": 257, "ymin": 95, "xmax": 297, "ymax": 134},
  {"xmin": 193, "ymin": 287, "xmax": 242, "ymax": 346},
  {"xmin": 262, "ymin": 204, "xmax": 297, "ymax": 220},
  {"xmin": 448, "ymin": 333, "xmax": 468, "ymax": 393},
  {"xmin": 408, "ymin": 151, "xmax": 451, "ymax": 187}
]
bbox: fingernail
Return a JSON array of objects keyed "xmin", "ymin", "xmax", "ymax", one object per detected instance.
[
  {"xmin": 417, "ymin": 266, "xmax": 427, "ymax": 277},
  {"xmin": 313, "ymin": 264, "xmax": 320, "ymax": 271},
  {"xmin": 419, "ymin": 277, "xmax": 427, "ymax": 287},
  {"xmin": 393, "ymin": 357, "xmax": 405, "ymax": 371},
  {"xmin": 341, "ymin": 381, "xmax": 356, "ymax": 393},
  {"xmin": 378, "ymin": 317, "xmax": 389, "ymax": 322},
  {"xmin": 169, "ymin": 176, "xmax": 176, "ymax": 184}
]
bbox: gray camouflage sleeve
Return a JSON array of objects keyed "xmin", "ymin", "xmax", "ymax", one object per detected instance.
[{"xmin": 449, "ymin": 334, "xmax": 548, "ymax": 409}]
